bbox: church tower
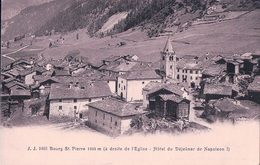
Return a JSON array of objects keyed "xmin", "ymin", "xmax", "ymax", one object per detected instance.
[{"xmin": 160, "ymin": 37, "xmax": 177, "ymax": 79}]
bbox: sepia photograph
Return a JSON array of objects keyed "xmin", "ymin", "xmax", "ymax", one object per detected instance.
[{"xmin": 1, "ymin": 0, "xmax": 260, "ymax": 164}]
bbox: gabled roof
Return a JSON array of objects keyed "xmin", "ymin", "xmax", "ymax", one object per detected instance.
[
  {"xmin": 213, "ymin": 98, "xmax": 238, "ymax": 112},
  {"xmin": 88, "ymin": 98, "xmax": 145, "ymax": 117},
  {"xmin": 120, "ymin": 70, "xmax": 162, "ymax": 80},
  {"xmin": 10, "ymin": 89, "xmax": 31, "ymax": 97},
  {"xmin": 202, "ymin": 64, "xmax": 226, "ymax": 77},
  {"xmin": 212, "ymin": 99, "xmax": 260, "ymax": 119},
  {"xmin": 159, "ymin": 94, "xmax": 188, "ymax": 103},
  {"xmin": 4, "ymin": 81, "xmax": 28, "ymax": 89},
  {"xmin": 145, "ymin": 82, "xmax": 184, "ymax": 97},
  {"xmin": 204, "ymin": 84, "xmax": 232, "ymax": 96},
  {"xmin": 49, "ymin": 81, "xmax": 112, "ymax": 100},
  {"xmin": 100, "ymin": 61, "xmax": 137, "ymax": 72},
  {"xmin": 176, "ymin": 58, "xmax": 204, "ymax": 70},
  {"xmin": 2, "ymin": 77, "xmax": 17, "ymax": 83},
  {"xmin": 5, "ymin": 68, "xmax": 20, "ymax": 77}
]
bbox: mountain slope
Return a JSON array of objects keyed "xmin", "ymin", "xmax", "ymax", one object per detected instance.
[
  {"xmin": 1, "ymin": 0, "xmax": 54, "ymax": 20},
  {"xmin": 1, "ymin": 0, "xmax": 73, "ymax": 41},
  {"xmin": 2, "ymin": 0, "xmax": 260, "ymax": 41}
]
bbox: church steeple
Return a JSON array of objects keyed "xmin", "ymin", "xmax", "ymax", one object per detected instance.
[
  {"xmin": 163, "ymin": 37, "xmax": 175, "ymax": 53},
  {"xmin": 160, "ymin": 37, "xmax": 177, "ymax": 80}
]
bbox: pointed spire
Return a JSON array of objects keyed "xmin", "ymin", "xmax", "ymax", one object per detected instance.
[{"xmin": 163, "ymin": 37, "xmax": 175, "ymax": 53}]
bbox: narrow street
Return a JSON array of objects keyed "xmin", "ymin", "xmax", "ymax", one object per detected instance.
[{"xmin": 188, "ymin": 92, "xmax": 212, "ymax": 129}]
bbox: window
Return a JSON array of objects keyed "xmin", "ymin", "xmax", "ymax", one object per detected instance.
[
  {"xmin": 177, "ymin": 74, "xmax": 180, "ymax": 79},
  {"xmin": 95, "ymin": 111, "xmax": 98, "ymax": 117},
  {"xmin": 142, "ymin": 82, "xmax": 145, "ymax": 84},
  {"xmin": 74, "ymin": 106, "xmax": 77, "ymax": 110},
  {"xmin": 59, "ymin": 99, "xmax": 62, "ymax": 102},
  {"xmin": 107, "ymin": 81, "xmax": 109, "ymax": 83},
  {"xmin": 182, "ymin": 70, "xmax": 184, "ymax": 73},
  {"xmin": 185, "ymin": 70, "xmax": 187, "ymax": 73},
  {"xmin": 190, "ymin": 76, "xmax": 193, "ymax": 80},
  {"xmin": 190, "ymin": 70, "xmax": 193, "ymax": 74},
  {"xmin": 124, "ymin": 86, "xmax": 126, "ymax": 90},
  {"xmin": 73, "ymin": 99, "xmax": 77, "ymax": 103},
  {"xmin": 119, "ymin": 84, "xmax": 120, "ymax": 88},
  {"xmin": 89, "ymin": 98, "xmax": 92, "ymax": 102},
  {"xmin": 196, "ymin": 71, "xmax": 198, "ymax": 74},
  {"xmin": 115, "ymin": 121, "xmax": 118, "ymax": 126},
  {"xmin": 59, "ymin": 106, "xmax": 62, "ymax": 110},
  {"xmin": 103, "ymin": 114, "xmax": 105, "ymax": 120},
  {"xmin": 110, "ymin": 117, "xmax": 112, "ymax": 122},
  {"xmin": 170, "ymin": 65, "xmax": 172, "ymax": 69},
  {"xmin": 195, "ymin": 77, "xmax": 198, "ymax": 80},
  {"xmin": 162, "ymin": 56, "xmax": 165, "ymax": 60},
  {"xmin": 177, "ymin": 69, "xmax": 180, "ymax": 72}
]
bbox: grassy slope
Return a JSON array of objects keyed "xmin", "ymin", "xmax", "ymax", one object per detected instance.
[
  {"xmin": 7, "ymin": 10, "xmax": 260, "ymax": 65},
  {"xmin": 2, "ymin": 0, "xmax": 73, "ymax": 41}
]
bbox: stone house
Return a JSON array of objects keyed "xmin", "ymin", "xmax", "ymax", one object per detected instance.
[
  {"xmin": 117, "ymin": 70, "xmax": 162, "ymax": 102},
  {"xmin": 87, "ymin": 98, "xmax": 145, "ymax": 136},
  {"xmin": 48, "ymin": 81, "xmax": 112, "ymax": 120}
]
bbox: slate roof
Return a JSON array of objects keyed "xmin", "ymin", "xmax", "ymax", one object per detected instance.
[
  {"xmin": 228, "ymin": 100, "xmax": 260, "ymax": 119},
  {"xmin": 120, "ymin": 70, "xmax": 162, "ymax": 80},
  {"xmin": 2, "ymin": 77, "xmax": 16, "ymax": 83},
  {"xmin": 1, "ymin": 72, "xmax": 14, "ymax": 78},
  {"xmin": 204, "ymin": 84, "xmax": 232, "ymax": 96},
  {"xmin": 212, "ymin": 98, "xmax": 260, "ymax": 119},
  {"xmin": 4, "ymin": 81, "xmax": 28, "ymax": 89},
  {"xmin": 88, "ymin": 98, "xmax": 145, "ymax": 117},
  {"xmin": 32, "ymin": 76, "xmax": 59, "ymax": 89},
  {"xmin": 20, "ymin": 68, "xmax": 36, "ymax": 76},
  {"xmin": 49, "ymin": 81, "xmax": 112, "ymax": 100},
  {"xmin": 247, "ymin": 76, "xmax": 260, "ymax": 92},
  {"xmin": 213, "ymin": 98, "xmax": 239, "ymax": 112},
  {"xmin": 5, "ymin": 68, "xmax": 20, "ymax": 77},
  {"xmin": 202, "ymin": 64, "xmax": 226, "ymax": 77},
  {"xmin": 176, "ymin": 58, "xmax": 203, "ymax": 70},
  {"xmin": 55, "ymin": 76, "xmax": 91, "ymax": 83},
  {"xmin": 100, "ymin": 61, "xmax": 137, "ymax": 72},
  {"xmin": 159, "ymin": 94, "xmax": 187, "ymax": 103},
  {"xmin": 10, "ymin": 89, "xmax": 31, "ymax": 96},
  {"xmin": 131, "ymin": 61, "xmax": 160, "ymax": 71},
  {"xmin": 145, "ymin": 82, "xmax": 184, "ymax": 97}
]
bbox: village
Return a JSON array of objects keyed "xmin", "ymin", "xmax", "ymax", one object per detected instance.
[{"xmin": 1, "ymin": 36, "xmax": 260, "ymax": 136}]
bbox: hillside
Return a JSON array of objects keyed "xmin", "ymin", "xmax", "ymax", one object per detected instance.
[
  {"xmin": 1, "ymin": 0, "xmax": 54, "ymax": 20},
  {"xmin": 1, "ymin": 0, "xmax": 73, "ymax": 41},
  {"xmin": 1, "ymin": 0, "xmax": 260, "ymax": 42},
  {"xmin": 21, "ymin": 9, "xmax": 258, "ymax": 66}
]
